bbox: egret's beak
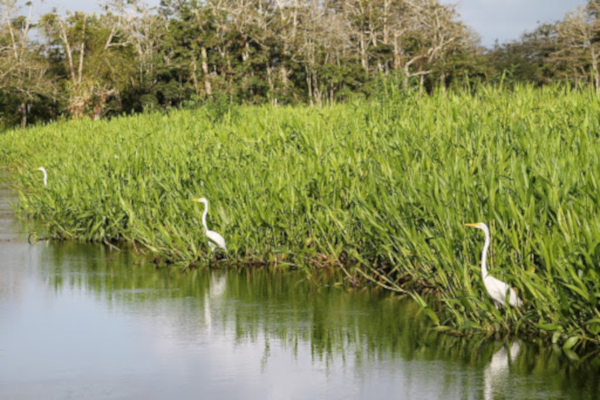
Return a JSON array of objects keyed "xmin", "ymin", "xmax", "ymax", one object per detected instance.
[
  {"xmin": 33, "ymin": 167, "xmax": 42, "ymax": 171},
  {"xmin": 191, "ymin": 198, "xmax": 200, "ymax": 202},
  {"xmin": 464, "ymin": 223, "xmax": 478, "ymax": 228}
]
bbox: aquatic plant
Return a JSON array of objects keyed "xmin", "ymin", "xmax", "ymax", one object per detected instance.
[{"xmin": 2, "ymin": 84, "xmax": 600, "ymax": 349}]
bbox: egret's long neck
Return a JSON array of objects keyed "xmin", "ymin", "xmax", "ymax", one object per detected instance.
[
  {"xmin": 201, "ymin": 202, "xmax": 209, "ymax": 233},
  {"xmin": 481, "ymin": 229, "xmax": 490, "ymax": 279},
  {"xmin": 42, "ymin": 170, "xmax": 47, "ymax": 186}
]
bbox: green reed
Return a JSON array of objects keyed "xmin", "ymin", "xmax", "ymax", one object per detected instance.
[{"xmin": 2, "ymin": 84, "xmax": 600, "ymax": 348}]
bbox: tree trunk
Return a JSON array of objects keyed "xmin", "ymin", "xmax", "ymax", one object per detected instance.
[
  {"xmin": 201, "ymin": 45, "xmax": 212, "ymax": 97},
  {"xmin": 360, "ymin": 31, "xmax": 368, "ymax": 73},
  {"xmin": 383, "ymin": 0, "xmax": 390, "ymax": 44},
  {"xmin": 242, "ymin": 42, "xmax": 250, "ymax": 62},
  {"xmin": 393, "ymin": 35, "xmax": 399, "ymax": 71},
  {"xmin": 93, "ymin": 106, "xmax": 102, "ymax": 120},
  {"xmin": 313, "ymin": 71, "xmax": 322, "ymax": 107},
  {"xmin": 280, "ymin": 66, "xmax": 288, "ymax": 87},
  {"xmin": 59, "ymin": 21, "xmax": 77, "ymax": 84},
  {"xmin": 292, "ymin": 0, "xmax": 298, "ymax": 39},
  {"xmin": 21, "ymin": 102, "xmax": 27, "ymax": 129},
  {"xmin": 306, "ymin": 67, "xmax": 313, "ymax": 106},
  {"xmin": 77, "ymin": 15, "xmax": 87, "ymax": 86},
  {"xmin": 329, "ymin": 80, "xmax": 334, "ymax": 104},
  {"xmin": 591, "ymin": 47, "xmax": 600, "ymax": 94},
  {"xmin": 191, "ymin": 55, "xmax": 199, "ymax": 92},
  {"xmin": 440, "ymin": 72, "xmax": 447, "ymax": 92},
  {"xmin": 266, "ymin": 63, "xmax": 274, "ymax": 93}
]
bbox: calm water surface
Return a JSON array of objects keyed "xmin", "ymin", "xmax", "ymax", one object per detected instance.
[{"xmin": 1, "ymin": 181, "xmax": 599, "ymax": 400}]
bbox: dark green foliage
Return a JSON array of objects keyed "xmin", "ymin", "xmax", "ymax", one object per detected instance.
[
  {"xmin": 486, "ymin": 24, "xmax": 563, "ymax": 86},
  {"xmin": 1, "ymin": 0, "xmax": 481, "ymax": 130},
  {"xmin": 4, "ymin": 0, "xmax": 600, "ymax": 131}
]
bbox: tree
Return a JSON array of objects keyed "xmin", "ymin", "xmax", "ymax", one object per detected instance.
[
  {"xmin": 102, "ymin": 0, "xmax": 167, "ymax": 112},
  {"xmin": 555, "ymin": 1, "xmax": 600, "ymax": 92},
  {"xmin": 487, "ymin": 24, "xmax": 561, "ymax": 86},
  {"xmin": 0, "ymin": 0, "xmax": 55, "ymax": 127},
  {"xmin": 393, "ymin": 0, "xmax": 475, "ymax": 89}
]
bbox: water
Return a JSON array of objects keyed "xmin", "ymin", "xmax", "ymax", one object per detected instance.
[{"xmin": 1, "ymin": 180, "xmax": 599, "ymax": 400}]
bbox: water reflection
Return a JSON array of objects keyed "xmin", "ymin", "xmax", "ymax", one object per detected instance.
[
  {"xmin": 204, "ymin": 274, "xmax": 226, "ymax": 334},
  {"xmin": 1, "ymin": 183, "xmax": 600, "ymax": 399},
  {"xmin": 484, "ymin": 341, "xmax": 520, "ymax": 400}
]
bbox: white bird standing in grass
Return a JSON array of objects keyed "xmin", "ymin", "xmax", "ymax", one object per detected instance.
[
  {"xmin": 192, "ymin": 197, "xmax": 227, "ymax": 252},
  {"xmin": 34, "ymin": 167, "xmax": 47, "ymax": 186},
  {"xmin": 464, "ymin": 222, "xmax": 522, "ymax": 308}
]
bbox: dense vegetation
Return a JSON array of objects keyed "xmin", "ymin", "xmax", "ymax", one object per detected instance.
[
  {"xmin": 2, "ymin": 84, "xmax": 600, "ymax": 350},
  {"xmin": 2, "ymin": 0, "xmax": 600, "ymax": 129}
]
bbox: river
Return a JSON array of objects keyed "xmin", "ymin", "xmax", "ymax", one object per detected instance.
[{"xmin": 0, "ymin": 177, "xmax": 598, "ymax": 399}]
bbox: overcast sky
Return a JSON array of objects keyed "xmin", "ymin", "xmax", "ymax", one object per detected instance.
[{"xmin": 38, "ymin": 0, "xmax": 587, "ymax": 48}]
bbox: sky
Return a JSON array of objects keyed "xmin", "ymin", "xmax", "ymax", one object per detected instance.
[
  {"xmin": 36, "ymin": 0, "xmax": 588, "ymax": 48},
  {"xmin": 444, "ymin": 0, "xmax": 588, "ymax": 47}
]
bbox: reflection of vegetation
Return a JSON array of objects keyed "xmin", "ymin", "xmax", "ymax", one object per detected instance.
[
  {"xmin": 42, "ymin": 241, "xmax": 212, "ymax": 302},
  {"xmin": 40, "ymin": 242, "xmax": 600, "ymax": 398}
]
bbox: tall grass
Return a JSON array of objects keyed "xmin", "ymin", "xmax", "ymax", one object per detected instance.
[{"xmin": 2, "ymin": 84, "xmax": 600, "ymax": 349}]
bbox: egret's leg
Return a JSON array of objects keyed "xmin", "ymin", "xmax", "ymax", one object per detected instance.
[
  {"xmin": 208, "ymin": 241, "xmax": 216, "ymax": 252},
  {"xmin": 494, "ymin": 302, "xmax": 499, "ymax": 310}
]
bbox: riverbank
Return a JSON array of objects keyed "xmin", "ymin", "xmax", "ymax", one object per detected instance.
[{"xmin": 2, "ymin": 85, "xmax": 600, "ymax": 350}]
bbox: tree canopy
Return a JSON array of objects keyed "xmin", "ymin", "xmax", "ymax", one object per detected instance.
[{"xmin": 1, "ymin": 0, "xmax": 599, "ymax": 129}]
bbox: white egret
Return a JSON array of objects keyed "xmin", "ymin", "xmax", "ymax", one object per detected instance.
[
  {"xmin": 34, "ymin": 167, "xmax": 47, "ymax": 186},
  {"xmin": 464, "ymin": 222, "xmax": 522, "ymax": 308},
  {"xmin": 192, "ymin": 197, "xmax": 227, "ymax": 252}
]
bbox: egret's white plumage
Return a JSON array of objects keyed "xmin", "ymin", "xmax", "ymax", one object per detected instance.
[
  {"xmin": 192, "ymin": 197, "xmax": 227, "ymax": 252},
  {"xmin": 34, "ymin": 167, "xmax": 47, "ymax": 186},
  {"xmin": 464, "ymin": 222, "xmax": 522, "ymax": 308}
]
